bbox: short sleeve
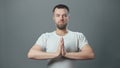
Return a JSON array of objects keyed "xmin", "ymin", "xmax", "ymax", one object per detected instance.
[
  {"xmin": 35, "ymin": 33, "xmax": 47, "ymax": 50},
  {"xmin": 76, "ymin": 32, "xmax": 88, "ymax": 49}
]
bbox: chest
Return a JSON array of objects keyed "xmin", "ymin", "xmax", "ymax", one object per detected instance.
[{"xmin": 46, "ymin": 36, "xmax": 78, "ymax": 52}]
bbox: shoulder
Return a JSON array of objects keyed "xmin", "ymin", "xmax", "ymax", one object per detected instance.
[
  {"xmin": 40, "ymin": 31, "xmax": 54, "ymax": 38},
  {"xmin": 69, "ymin": 30, "xmax": 86, "ymax": 39},
  {"xmin": 70, "ymin": 30, "xmax": 84, "ymax": 36}
]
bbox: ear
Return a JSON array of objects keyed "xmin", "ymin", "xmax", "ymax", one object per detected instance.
[
  {"xmin": 68, "ymin": 15, "xmax": 70, "ymax": 19},
  {"xmin": 53, "ymin": 15, "xmax": 55, "ymax": 21},
  {"xmin": 68, "ymin": 14, "xmax": 70, "ymax": 21}
]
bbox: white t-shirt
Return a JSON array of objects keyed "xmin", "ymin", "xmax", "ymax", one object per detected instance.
[{"xmin": 35, "ymin": 30, "xmax": 88, "ymax": 68}]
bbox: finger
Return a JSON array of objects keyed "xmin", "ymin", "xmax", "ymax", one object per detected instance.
[
  {"xmin": 62, "ymin": 47, "xmax": 65, "ymax": 56},
  {"xmin": 59, "ymin": 37, "xmax": 62, "ymax": 46},
  {"xmin": 61, "ymin": 37, "xmax": 64, "ymax": 42},
  {"xmin": 61, "ymin": 46, "xmax": 63, "ymax": 55},
  {"xmin": 61, "ymin": 37, "xmax": 64, "ymax": 45}
]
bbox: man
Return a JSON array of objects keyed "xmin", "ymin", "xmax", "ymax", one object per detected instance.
[{"xmin": 27, "ymin": 4, "xmax": 95, "ymax": 68}]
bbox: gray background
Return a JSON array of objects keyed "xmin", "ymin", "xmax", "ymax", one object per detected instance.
[{"xmin": 0, "ymin": 0, "xmax": 120, "ymax": 68}]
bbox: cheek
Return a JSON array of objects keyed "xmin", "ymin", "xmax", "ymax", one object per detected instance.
[
  {"xmin": 64, "ymin": 18, "xmax": 69, "ymax": 21},
  {"xmin": 55, "ymin": 17, "xmax": 60, "ymax": 22}
]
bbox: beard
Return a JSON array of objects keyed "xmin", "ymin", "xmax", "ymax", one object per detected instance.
[{"xmin": 56, "ymin": 22, "xmax": 67, "ymax": 30}]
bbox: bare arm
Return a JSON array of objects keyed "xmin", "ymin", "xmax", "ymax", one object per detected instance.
[
  {"xmin": 27, "ymin": 44, "xmax": 61, "ymax": 60},
  {"xmin": 63, "ymin": 44, "xmax": 95, "ymax": 60},
  {"xmin": 28, "ymin": 38, "xmax": 95, "ymax": 60}
]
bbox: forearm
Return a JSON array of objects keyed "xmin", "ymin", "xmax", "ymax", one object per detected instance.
[
  {"xmin": 64, "ymin": 51, "xmax": 95, "ymax": 60},
  {"xmin": 28, "ymin": 50, "xmax": 58, "ymax": 60}
]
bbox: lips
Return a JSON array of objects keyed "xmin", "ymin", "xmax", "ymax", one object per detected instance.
[
  {"xmin": 58, "ymin": 19, "xmax": 65, "ymax": 24},
  {"xmin": 60, "ymin": 19, "xmax": 64, "ymax": 21}
]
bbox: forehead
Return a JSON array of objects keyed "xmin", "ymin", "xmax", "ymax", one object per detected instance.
[{"xmin": 54, "ymin": 8, "xmax": 68, "ymax": 14}]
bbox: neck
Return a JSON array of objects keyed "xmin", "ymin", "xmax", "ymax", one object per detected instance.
[{"xmin": 56, "ymin": 28, "xmax": 68, "ymax": 36}]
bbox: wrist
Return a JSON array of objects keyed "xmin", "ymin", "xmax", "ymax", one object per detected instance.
[
  {"xmin": 62, "ymin": 52, "xmax": 68, "ymax": 57},
  {"xmin": 54, "ymin": 52, "xmax": 61, "ymax": 58}
]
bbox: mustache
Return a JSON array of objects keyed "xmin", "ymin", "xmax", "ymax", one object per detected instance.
[{"xmin": 60, "ymin": 19, "xmax": 64, "ymax": 21}]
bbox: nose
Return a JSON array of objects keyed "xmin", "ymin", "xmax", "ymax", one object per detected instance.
[{"xmin": 60, "ymin": 15, "xmax": 64, "ymax": 19}]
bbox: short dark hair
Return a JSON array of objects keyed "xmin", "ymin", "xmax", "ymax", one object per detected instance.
[{"xmin": 53, "ymin": 4, "xmax": 69, "ymax": 13}]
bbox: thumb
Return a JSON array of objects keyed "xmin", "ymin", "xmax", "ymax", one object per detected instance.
[{"xmin": 61, "ymin": 37, "xmax": 64, "ymax": 43}]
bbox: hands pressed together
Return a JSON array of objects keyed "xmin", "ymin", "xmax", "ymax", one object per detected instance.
[
  {"xmin": 28, "ymin": 35, "xmax": 95, "ymax": 60},
  {"xmin": 56, "ymin": 37, "xmax": 67, "ymax": 57}
]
